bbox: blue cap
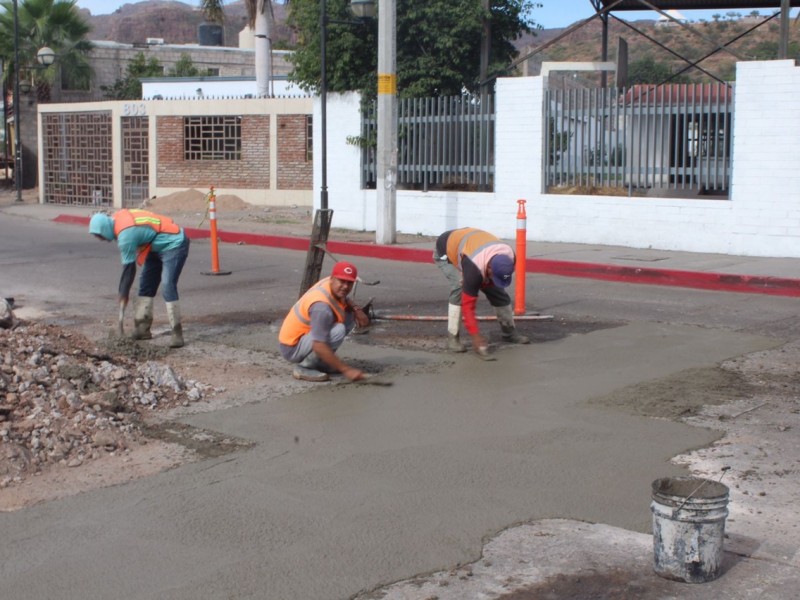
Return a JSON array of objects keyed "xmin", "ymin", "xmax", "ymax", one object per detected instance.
[
  {"xmin": 89, "ymin": 213, "xmax": 115, "ymax": 241},
  {"xmin": 489, "ymin": 255, "xmax": 514, "ymax": 288}
]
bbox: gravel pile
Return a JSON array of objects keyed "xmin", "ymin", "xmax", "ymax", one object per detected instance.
[{"xmin": 0, "ymin": 320, "xmax": 217, "ymax": 488}]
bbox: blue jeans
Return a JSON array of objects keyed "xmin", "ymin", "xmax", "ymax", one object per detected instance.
[{"xmin": 138, "ymin": 237, "xmax": 190, "ymax": 302}]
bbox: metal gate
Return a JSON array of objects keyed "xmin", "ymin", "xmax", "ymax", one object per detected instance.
[
  {"xmin": 544, "ymin": 83, "xmax": 734, "ymax": 196},
  {"xmin": 121, "ymin": 116, "xmax": 149, "ymax": 207}
]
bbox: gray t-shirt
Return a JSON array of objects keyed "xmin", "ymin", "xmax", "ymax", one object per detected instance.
[{"xmin": 308, "ymin": 301, "xmax": 336, "ymax": 343}]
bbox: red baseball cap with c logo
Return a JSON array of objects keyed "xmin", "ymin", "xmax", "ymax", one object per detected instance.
[{"xmin": 331, "ymin": 261, "xmax": 358, "ymax": 282}]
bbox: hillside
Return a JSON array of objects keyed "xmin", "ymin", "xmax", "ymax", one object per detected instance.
[
  {"xmin": 79, "ymin": 2, "xmax": 798, "ymax": 83},
  {"xmin": 520, "ymin": 12, "xmax": 799, "ymax": 83},
  {"xmin": 79, "ymin": 1, "xmax": 293, "ymax": 48}
]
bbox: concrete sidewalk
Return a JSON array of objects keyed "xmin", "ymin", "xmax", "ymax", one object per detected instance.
[{"xmin": 4, "ymin": 197, "xmax": 800, "ymax": 296}]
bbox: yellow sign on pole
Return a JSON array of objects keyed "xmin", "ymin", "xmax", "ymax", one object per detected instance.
[{"xmin": 377, "ymin": 73, "xmax": 397, "ymax": 95}]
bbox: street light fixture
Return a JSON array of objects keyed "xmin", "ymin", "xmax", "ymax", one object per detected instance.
[
  {"xmin": 18, "ymin": 46, "xmax": 58, "ymax": 95},
  {"xmin": 36, "ymin": 46, "xmax": 56, "ymax": 67}
]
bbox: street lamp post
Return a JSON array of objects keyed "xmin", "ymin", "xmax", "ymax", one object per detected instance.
[
  {"xmin": 299, "ymin": 0, "xmax": 377, "ymax": 296},
  {"xmin": 12, "ymin": 0, "xmax": 22, "ymax": 202}
]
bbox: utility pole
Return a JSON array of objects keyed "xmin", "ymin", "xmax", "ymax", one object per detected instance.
[
  {"xmin": 375, "ymin": 0, "xmax": 397, "ymax": 245},
  {"xmin": 13, "ymin": 0, "xmax": 22, "ymax": 202},
  {"xmin": 778, "ymin": 0, "xmax": 790, "ymax": 59}
]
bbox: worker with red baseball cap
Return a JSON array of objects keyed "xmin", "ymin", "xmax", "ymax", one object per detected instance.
[{"xmin": 278, "ymin": 261, "xmax": 371, "ymax": 382}]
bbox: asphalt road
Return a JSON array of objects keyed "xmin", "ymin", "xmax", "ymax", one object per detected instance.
[{"xmin": 1, "ymin": 214, "xmax": 798, "ymax": 599}]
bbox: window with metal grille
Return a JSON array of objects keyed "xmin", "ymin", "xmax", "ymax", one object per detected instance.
[
  {"xmin": 306, "ymin": 115, "xmax": 313, "ymax": 162},
  {"xmin": 184, "ymin": 116, "xmax": 242, "ymax": 160}
]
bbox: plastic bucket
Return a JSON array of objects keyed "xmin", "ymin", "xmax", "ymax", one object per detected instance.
[{"xmin": 651, "ymin": 476, "xmax": 729, "ymax": 583}]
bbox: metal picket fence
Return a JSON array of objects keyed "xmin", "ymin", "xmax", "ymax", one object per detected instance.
[
  {"xmin": 360, "ymin": 93, "xmax": 495, "ymax": 191},
  {"xmin": 544, "ymin": 82, "xmax": 734, "ymax": 196}
]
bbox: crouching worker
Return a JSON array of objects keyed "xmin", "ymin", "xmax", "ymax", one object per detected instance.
[
  {"xmin": 279, "ymin": 261, "xmax": 370, "ymax": 382},
  {"xmin": 433, "ymin": 227, "xmax": 529, "ymax": 357},
  {"xmin": 89, "ymin": 209, "xmax": 190, "ymax": 348}
]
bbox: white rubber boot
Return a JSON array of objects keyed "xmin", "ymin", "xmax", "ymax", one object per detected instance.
[
  {"xmin": 132, "ymin": 296, "xmax": 154, "ymax": 340},
  {"xmin": 447, "ymin": 304, "xmax": 467, "ymax": 352},
  {"xmin": 165, "ymin": 301, "xmax": 184, "ymax": 348},
  {"xmin": 495, "ymin": 304, "xmax": 530, "ymax": 344},
  {"xmin": 293, "ymin": 354, "xmax": 329, "ymax": 382}
]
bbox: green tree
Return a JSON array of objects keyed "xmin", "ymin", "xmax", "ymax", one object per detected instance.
[
  {"xmin": 167, "ymin": 53, "xmax": 204, "ymax": 77},
  {"xmin": 0, "ymin": 0, "xmax": 94, "ymax": 102},
  {"xmin": 287, "ymin": 0, "xmax": 539, "ymax": 98},
  {"xmin": 100, "ymin": 52, "xmax": 163, "ymax": 100},
  {"xmin": 752, "ymin": 40, "xmax": 800, "ymax": 61},
  {"xmin": 200, "ymin": 0, "xmax": 225, "ymax": 24}
]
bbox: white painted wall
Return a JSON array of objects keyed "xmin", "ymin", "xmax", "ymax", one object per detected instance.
[{"xmin": 319, "ymin": 60, "xmax": 800, "ymax": 258}]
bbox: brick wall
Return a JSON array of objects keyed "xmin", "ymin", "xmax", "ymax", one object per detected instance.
[
  {"xmin": 277, "ymin": 115, "xmax": 312, "ymax": 190},
  {"xmin": 156, "ymin": 115, "xmax": 270, "ymax": 188}
]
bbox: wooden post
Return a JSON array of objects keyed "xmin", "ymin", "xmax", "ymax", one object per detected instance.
[{"xmin": 299, "ymin": 208, "xmax": 333, "ymax": 297}]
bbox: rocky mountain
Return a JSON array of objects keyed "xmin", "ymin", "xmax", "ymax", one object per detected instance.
[
  {"xmin": 79, "ymin": 0, "xmax": 292, "ymax": 48},
  {"xmin": 79, "ymin": 2, "xmax": 795, "ymax": 82}
]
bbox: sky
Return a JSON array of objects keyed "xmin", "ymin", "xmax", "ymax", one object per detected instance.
[{"xmin": 74, "ymin": 0, "xmax": 790, "ymax": 29}]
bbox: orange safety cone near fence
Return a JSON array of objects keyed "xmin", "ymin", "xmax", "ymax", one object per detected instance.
[
  {"xmin": 514, "ymin": 199, "xmax": 527, "ymax": 316},
  {"xmin": 201, "ymin": 185, "xmax": 232, "ymax": 276}
]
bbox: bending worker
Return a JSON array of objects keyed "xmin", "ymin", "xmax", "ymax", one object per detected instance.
[
  {"xmin": 434, "ymin": 227, "xmax": 529, "ymax": 356},
  {"xmin": 279, "ymin": 261, "xmax": 370, "ymax": 382},
  {"xmin": 89, "ymin": 209, "xmax": 190, "ymax": 348}
]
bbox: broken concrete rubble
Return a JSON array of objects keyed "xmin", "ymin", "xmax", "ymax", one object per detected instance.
[{"xmin": 0, "ymin": 320, "xmax": 218, "ymax": 488}]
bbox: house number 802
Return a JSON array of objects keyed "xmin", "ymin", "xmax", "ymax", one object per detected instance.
[{"xmin": 122, "ymin": 103, "xmax": 147, "ymax": 116}]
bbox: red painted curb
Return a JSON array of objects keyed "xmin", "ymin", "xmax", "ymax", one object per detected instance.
[{"xmin": 62, "ymin": 214, "xmax": 800, "ymax": 297}]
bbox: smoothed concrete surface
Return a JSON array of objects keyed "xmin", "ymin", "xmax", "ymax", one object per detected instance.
[{"xmin": 0, "ymin": 322, "xmax": 779, "ymax": 600}]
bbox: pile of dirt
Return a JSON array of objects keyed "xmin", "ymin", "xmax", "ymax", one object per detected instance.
[
  {"xmin": 0, "ymin": 320, "xmax": 218, "ymax": 489},
  {"xmin": 145, "ymin": 189, "xmax": 254, "ymax": 214}
]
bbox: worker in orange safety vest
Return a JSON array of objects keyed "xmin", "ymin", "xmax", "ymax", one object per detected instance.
[
  {"xmin": 89, "ymin": 209, "xmax": 190, "ymax": 348},
  {"xmin": 433, "ymin": 227, "xmax": 529, "ymax": 358},
  {"xmin": 279, "ymin": 261, "xmax": 371, "ymax": 382}
]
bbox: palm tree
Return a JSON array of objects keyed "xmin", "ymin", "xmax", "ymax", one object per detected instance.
[
  {"xmin": 200, "ymin": 0, "xmax": 225, "ymax": 24},
  {"xmin": 244, "ymin": 0, "xmax": 275, "ymax": 97},
  {"xmin": 0, "ymin": 0, "xmax": 93, "ymax": 102}
]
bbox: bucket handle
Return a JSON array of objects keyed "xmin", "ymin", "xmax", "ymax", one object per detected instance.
[{"xmin": 671, "ymin": 467, "xmax": 730, "ymax": 517}]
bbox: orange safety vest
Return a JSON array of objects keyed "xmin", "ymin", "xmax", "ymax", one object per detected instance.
[
  {"xmin": 278, "ymin": 277, "xmax": 348, "ymax": 346},
  {"xmin": 113, "ymin": 209, "xmax": 182, "ymax": 266},
  {"xmin": 445, "ymin": 227, "xmax": 502, "ymax": 271}
]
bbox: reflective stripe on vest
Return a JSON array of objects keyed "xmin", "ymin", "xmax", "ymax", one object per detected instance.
[
  {"xmin": 445, "ymin": 228, "xmax": 501, "ymax": 270},
  {"xmin": 112, "ymin": 209, "xmax": 181, "ymax": 237},
  {"xmin": 278, "ymin": 277, "xmax": 347, "ymax": 346},
  {"xmin": 113, "ymin": 209, "xmax": 182, "ymax": 266}
]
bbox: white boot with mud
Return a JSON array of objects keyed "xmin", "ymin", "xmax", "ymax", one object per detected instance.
[
  {"xmin": 292, "ymin": 353, "xmax": 329, "ymax": 382},
  {"xmin": 165, "ymin": 301, "xmax": 184, "ymax": 348},
  {"xmin": 495, "ymin": 304, "xmax": 530, "ymax": 344},
  {"xmin": 447, "ymin": 303, "xmax": 467, "ymax": 352},
  {"xmin": 132, "ymin": 296, "xmax": 154, "ymax": 340}
]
